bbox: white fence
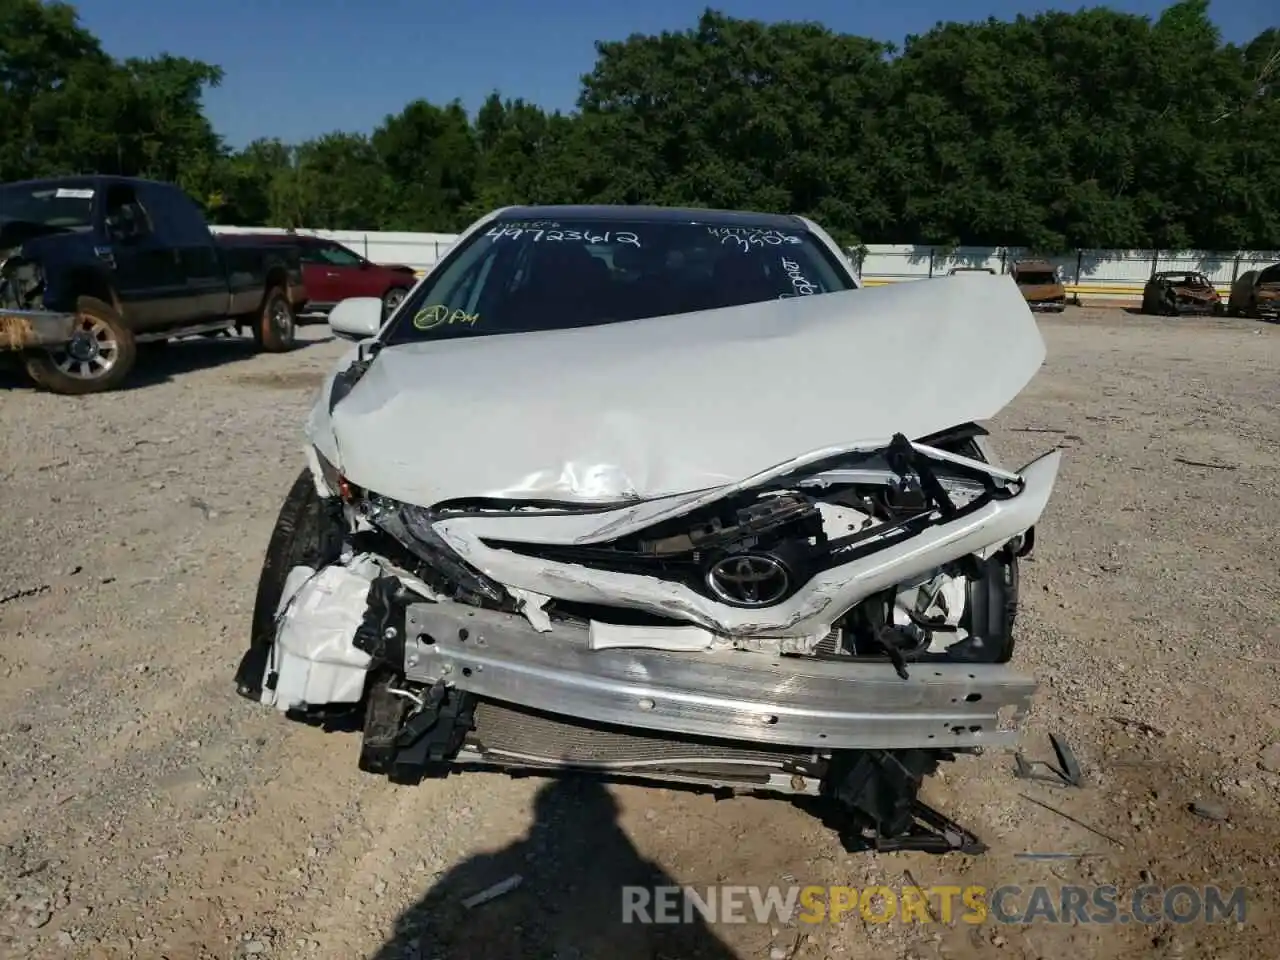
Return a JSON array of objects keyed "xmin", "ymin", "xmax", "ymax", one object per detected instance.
[
  {"xmin": 210, "ymin": 226, "xmax": 1280, "ymax": 302},
  {"xmin": 861, "ymin": 244, "xmax": 1280, "ymax": 300},
  {"xmin": 211, "ymin": 225, "xmax": 458, "ymax": 275}
]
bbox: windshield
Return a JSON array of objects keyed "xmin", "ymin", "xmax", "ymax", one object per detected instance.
[
  {"xmin": 0, "ymin": 184, "xmax": 94, "ymax": 231},
  {"xmin": 383, "ymin": 216, "xmax": 854, "ymax": 344},
  {"xmin": 1016, "ymin": 270, "xmax": 1057, "ymax": 285}
]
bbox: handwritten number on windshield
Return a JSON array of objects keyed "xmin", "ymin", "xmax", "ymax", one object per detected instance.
[
  {"xmin": 485, "ymin": 226, "xmax": 641, "ymax": 247},
  {"xmin": 707, "ymin": 227, "xmax": 803, "ymax": 250},
  {"xmin": 779, "ymin": 257, "xmax": 820, "ymax": 297}
]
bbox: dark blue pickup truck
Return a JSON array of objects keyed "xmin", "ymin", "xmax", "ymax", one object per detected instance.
[{"xmin": 0, "ymin": 175, "xmax": 309, "ymax": 394}]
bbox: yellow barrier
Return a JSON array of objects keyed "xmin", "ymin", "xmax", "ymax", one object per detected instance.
[{"xmin": 859, "ymin": 278, "xmax": 1233, "ymax": 298}]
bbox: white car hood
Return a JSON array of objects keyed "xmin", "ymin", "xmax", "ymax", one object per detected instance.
[{"xmin": 315, "ymin": 274, "xmax": 1044, "ymax": 507}]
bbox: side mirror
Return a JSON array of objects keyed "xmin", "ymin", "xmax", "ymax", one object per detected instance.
[{"xmin": 328, "ymin": 296, "xmax": 383, "ymax": 340}]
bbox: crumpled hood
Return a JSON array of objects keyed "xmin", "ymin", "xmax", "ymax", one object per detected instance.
[{"xmin": 316, "ymin": 274, "xmax": 1045, "ymax": 507}]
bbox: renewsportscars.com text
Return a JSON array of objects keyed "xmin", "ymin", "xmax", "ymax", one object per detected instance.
[{"xmin": 621, "ymin": 884, "xmax": 1248, "ymax": 926}]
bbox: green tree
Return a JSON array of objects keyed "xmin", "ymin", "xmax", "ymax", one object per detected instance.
[
  {"xmin": 2, "ymin": 1, "xmax": 1277, "ymax": 250},
  {"xmin": 373, "ymin": 98, "xmax": 477, "ymax": 230}
]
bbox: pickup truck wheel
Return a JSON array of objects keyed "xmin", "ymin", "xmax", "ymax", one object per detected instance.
[
  {"xmin": 382, "ymin": 287, "xmax": 409, "ymax": 319},
  {"xmin": 253, "ymin": 287, "xmax": 296, "ymax": 353},
  {"xmin": 25, "ymin": 296, "xmax": 136, "ymax": 395}
]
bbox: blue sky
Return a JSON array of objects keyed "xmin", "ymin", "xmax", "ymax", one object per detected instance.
[{"xmin": 71, "ymin": 0, "xmax": 1271, "ymax": 149}]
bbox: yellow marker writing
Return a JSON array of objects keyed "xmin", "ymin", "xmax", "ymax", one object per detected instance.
[{"xmin": 413, "ymin": 304, "xmax": 480, "ymax": 331}]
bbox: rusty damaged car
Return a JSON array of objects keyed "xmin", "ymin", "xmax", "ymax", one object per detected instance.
[
  {"xmin": 233, "ymin": 205, "xmax": 1063, "ymax": 851},
  {"xmin": 1009, "ymin": 258, "xmax": 1067, "ymax": 312},
  {"xmin": 1141, "ymin": 270, "xmax": 1224, "ymax": 316},
  {"xmin": 1228, "ymin": 263, "xmax": 1280, "ymax": 321}
]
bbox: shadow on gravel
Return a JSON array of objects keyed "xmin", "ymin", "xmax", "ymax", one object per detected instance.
[
  {"xmin": 0, "ymin": 332, "xmax": 334, "ymax": 392},
  {"xmin": 370, "ymin": 776, "xmax": 740, "ymax": 960}
]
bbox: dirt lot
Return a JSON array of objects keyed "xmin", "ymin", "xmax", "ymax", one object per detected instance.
[{"xmin": 1, "ymin": 309, "xmax": 1277, "ymax": 960}]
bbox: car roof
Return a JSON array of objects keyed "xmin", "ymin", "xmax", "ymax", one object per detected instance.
[
  {"xmin": 235, "ymin": 232, "xmax": 329, "ymax": 245},
  {"xmin": 495, "ymin": 204, "xmax": 809, "ymax": 230},
  {"xmin": 1, "ymin": 174, "xmax": 167, "ymax": 191}
]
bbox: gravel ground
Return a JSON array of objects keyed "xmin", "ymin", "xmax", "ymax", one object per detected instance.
[{"xmin": 1, "ymin": 309, "xmax": 1277, "ymax": 960}]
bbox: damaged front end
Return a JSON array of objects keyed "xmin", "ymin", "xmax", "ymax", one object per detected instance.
[
  {"xmin": 0, "ymin": 243, "xmax": 76, "ymax": 352},
  {"xmin": 235, "ymin": 424, "xmax": 1059, "ymax": 848}
]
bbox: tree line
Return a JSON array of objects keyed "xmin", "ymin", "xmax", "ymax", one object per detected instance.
[{"xmin": 2, "ymin": 0, "xmax": 1277, "ymax": 251}]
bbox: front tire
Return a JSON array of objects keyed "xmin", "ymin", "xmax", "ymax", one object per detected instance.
[
  {"xmin": 24, "ymin": 296, "xmax": 137, "ymax": 395},
  {"xmin": 235, "ymin": 467, "xmax": 342, "ymax": 699},
  {"xmin": 252, "ymin": 287, "xmax": 297, "ymax": 353}
]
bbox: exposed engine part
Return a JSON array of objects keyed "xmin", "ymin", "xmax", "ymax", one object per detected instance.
[
  {"xmin": 327, "ymin": 428, "xmax": 1034, "ymax": 665},
  {"xmin": 357, "ymin": 672, "xmax": 475, "ymax": 784},
  {"xmin": 0, "ymin": 254, "xmax": 46, "ymax": 312},
  {"xmin": 822, "ymin": 749, "xmax": 942, "ymax": 837},
  {"xmin": 477, "ymin": 434, "xmax": 1007, "ymax": 618},
  {"xmin": 637, "ymin": 492, "xmax": 822, "ymax": 554}
]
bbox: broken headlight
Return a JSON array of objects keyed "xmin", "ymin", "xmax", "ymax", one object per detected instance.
[{"xmin": 359, "ymin": 494, "xmax": 506, "ymax": 604}]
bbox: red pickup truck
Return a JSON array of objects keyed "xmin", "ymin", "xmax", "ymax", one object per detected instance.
[{"xmin": 248, "ymin": 233, "xmax": 418, "ymax": 320}]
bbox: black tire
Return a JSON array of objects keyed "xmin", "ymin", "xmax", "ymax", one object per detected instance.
[
  {"xmin": 251, "ymin": 287, "xmax": 296, "ymax": 353},
  {"xmin": 24, "ymin": 296, "xmax": 137, "ymax": 395},
  {"xmin": 234, "ymin": 467, "xmax": 342, "ymax": 699},
  {"xmin": 382, "ymin": 286, "xmax": 410, "ymax": 320}
]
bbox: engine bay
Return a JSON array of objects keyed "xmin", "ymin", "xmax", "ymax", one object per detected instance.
[{"xmin": 330, "ymin": 425, "xmax": 1035, "ymax": 674}]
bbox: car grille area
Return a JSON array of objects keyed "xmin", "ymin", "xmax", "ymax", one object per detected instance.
[{"xmin": 465, "ymin": 699, "xmax": 818, "ymax": 774}]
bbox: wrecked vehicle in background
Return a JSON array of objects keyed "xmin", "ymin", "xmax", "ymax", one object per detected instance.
[
  {"xmin": 1227, "ymin": 263, "xmax": 1280, "ymax": 321},
  {"xmin": 1141, "ymin": 270, "xmax": 1223, "ymax": 316},
  {"xmin": 1010, "ymin": 258, "xmax": 1067, "ymax": 312},
  {"xmin": 234, "ymin": 205, "xmax": 1062, "ymax": 849},
  {"xmin": 0, "ymin": 175, "xmax": 306, "ymax": 394}
]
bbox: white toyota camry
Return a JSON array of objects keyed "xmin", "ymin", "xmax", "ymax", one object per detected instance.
[{"xmin": 233, "ymin": 205, "xmax": 1060, "ymax": 850}]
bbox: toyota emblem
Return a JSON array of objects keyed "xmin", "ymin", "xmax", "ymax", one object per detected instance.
[{"xmin": 705, "ymin": 554, "xmax": 790, "ymax": 607}]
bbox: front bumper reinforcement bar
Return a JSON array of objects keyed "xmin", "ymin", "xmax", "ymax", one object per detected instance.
[{"xmin": 402, "ymin": 599, "xmax": 1036, "ymax": 751}]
